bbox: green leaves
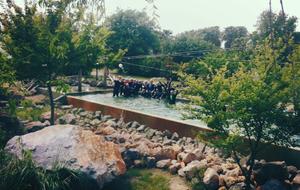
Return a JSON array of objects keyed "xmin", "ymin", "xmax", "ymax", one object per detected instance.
[{"xmin": 183, "ymin": 40, "xmax": 299, "ymax": 161}]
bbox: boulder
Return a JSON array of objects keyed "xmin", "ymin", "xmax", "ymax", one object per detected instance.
[
  {"xmin": 121, "ymin": 148, "xmax": 141, "ymax": 164},
  {"xmin": 178, "ymin": 152, "xmax": 197, "ymax": 164},
  {"xmin": 40, "ymin": 111, "xmax": 58, "ymax": 122},
  {"xmin": 222, "ymin": 175, "xmax": 245, "ymax": 187},
  {"xmin": 192, "ymin": 148, "xmax": 204, "ymax": 160},
  {"xmin": 95, "ymin": 126, "xmax": 116, "ymax": 135},
  {"xmin": 293, "ymin": 173, "xmax": 300, "ymax": 186},
  {"xmin": 156, "ymin": 159, "xmax": 172, "ymax": 169},
  {"xmin": 90, "ymin": 119, "xmax": 101, "ymax": 126},
  {"xmin": 156, "ymin": 144, "xmax": 182, "ymax": 160},
  {"xmin": 94, "ymin": 111, "xmax": 102, "ymax": 120},
  {"xmin": 203, "ymin": 168, "xmax": 219, "ymax": 190},
  {"xmin": 5, "ymin": 125, "xmax": 126, "ymax": 188},
  {"xmin": 60, "ymin": 105, "xmax": 73, "ymax": 110},
  {"xmin": 253, "ymin": 161, "xmax": 289, "ymax": 186},
  {"xmin": 162, "ymin": 130, "xmax": 172, "ymax": 139},
  {"xmin": 130, "ymin": 121, "xmax": 140, "ymax": 128},
  {"xmin": 136, "ymin": 125, "xmax": 146, "ymax": 132},
  {"xmin": 145, "ymin": 129, "xmax": 156, "ymax": 138},
  {"xmin": 145, "ymin": 157, "xmax": 156, "ymax": 168},
  {"xmin": 288, "ymin": 165, "xmax": 298, "ymax": 181},
  {"xmin": 261, "ymin": 179, "xmax": 287, "ymax": 190},
  {"xmin": 58, "ymin": 113, "xmax": 76, "ymax": 125},
  {"xmin": 169, "ymin": 163, "xmax": 181, "ymax": 174},
  {"xmin": 228, "ymin": 182, "xmax": 247, "ymax": 190},
  {"xmin": 180, "ymin": 160, "xmax": 207, "ymax": 180},
  {"xmin": 225, "ymin": 167, "xmax": 242, "ymax": 177}
]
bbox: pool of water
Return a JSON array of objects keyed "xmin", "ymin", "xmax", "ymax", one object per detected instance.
[{"xmin": 78, "ymin": 93, "xmax": 208, "ymax": 128}]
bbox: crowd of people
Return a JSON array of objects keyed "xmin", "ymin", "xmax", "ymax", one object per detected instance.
[{"xmin": 109, "ymin": 75, "xmax": 179, "ymax": 104}]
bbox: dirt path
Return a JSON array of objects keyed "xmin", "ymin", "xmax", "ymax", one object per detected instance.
[{"xmin": 150, "ymin": 169, "xmax": 191, "ymax": 190}]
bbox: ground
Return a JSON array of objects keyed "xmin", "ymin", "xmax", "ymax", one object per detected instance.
[{"xmin": 103, "ymin": 168, "xmax": 191, "ymax": 190}]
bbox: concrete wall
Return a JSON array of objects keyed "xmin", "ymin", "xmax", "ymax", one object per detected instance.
[
  {"xmin": 67, "ymin": 96, "xmax": 211, "ymax": 137},
  {"xmin": 67, "ymin": 95, "xmax": 300, "ymax": 168}
]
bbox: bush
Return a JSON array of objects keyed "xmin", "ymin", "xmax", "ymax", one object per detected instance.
[{"xmin": 0, "ymin": 113, "xmax": 24, "ymax": 148}]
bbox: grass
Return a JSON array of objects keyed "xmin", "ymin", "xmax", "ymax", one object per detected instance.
[
  {"xmin": 103, "ymin": 169, "xmax": 170, "ymax": 190},
  {"xmin": 15, "ymin": 99, "xmax": 50, "ymax": 121},
  {"xmin": 0, "ymin": 150, "xmax": 99, "ymax": 190},
  {"xmin": 16, "ymin": 106, "xmax": 49, "ymax": 121}
]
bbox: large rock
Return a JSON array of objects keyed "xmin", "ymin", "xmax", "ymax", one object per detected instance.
[
  {"xmin": 40, "ymin": 111, "xmax": 58, "ymax": 122},
  {"xmin": 177, "ymin": 152, "xmax": 197, "ymax": 164},
  {"xmin": 58, "ymin": 114, "xmax": 76, "ymax": 125},
  {"xmin": 179, "ymin": 160, "xmax": 207, "ymax": 179},
  {"xmin": 253, "ymin": 161, "xmax": 289, "ymax": 185},
  {"xmin": 203, "ymin": 168, "xmax": 219, "ymax": 190},
  {"xmin": 261, "ymin": 179, "xmax": 287, "ymax": 190},
  {"xmin": 156, "ymin": 159, "xmax": 172, "ymax": 169},
  {"xmin": 5, "ymin": 125, "xmax": 126, "ymax": 188},
  {"xmin": 293, "ymin": 173, "xmax": 300, "ymax": 190}
]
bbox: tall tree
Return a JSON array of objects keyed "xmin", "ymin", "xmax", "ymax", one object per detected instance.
[
  {"xmin": 222, "ymin": 26, "xmax": 248, "ymax": 49},
  {"xmin": 0, "ymin": 0, "xmax": 73, "ymax": 124},
  {"xmin": 183, "ymin": 41, "xmax": 297, "ymax": 189}
]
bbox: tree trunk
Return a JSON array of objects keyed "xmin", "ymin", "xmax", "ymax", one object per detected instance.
[
  {"xmin": 103, "ymin": 66, "xmax": 108, "ymax": 87},
  {"xmin": 78, "ymin": 68, "xmax": 82, "ymax": 92},
  {"xmin": 280, "ymin": 0, "xmax": 285, "ymax": 17},
  {"xmin": 47, "ymin": 82, "xmax": 55, "ymax": 125}
]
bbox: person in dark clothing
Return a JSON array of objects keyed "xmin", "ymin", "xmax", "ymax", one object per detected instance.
[
  {"xmin": 123, "ymin": 82, "xmax": 131, "ymax": 97},
  {"xmin": 153, "ymin": 82, "xmax": 163, "ymax": 99},
  {"xmin": 112, "ymin": 77, "xmax": 121, "ymax": 97},
  {"xmin": 169, "ymin": 88, "xmax": 178, "ymax": 104},
  {"xmin": 119, "ymin": 79, "xmax": 125, "ymax": 96}
]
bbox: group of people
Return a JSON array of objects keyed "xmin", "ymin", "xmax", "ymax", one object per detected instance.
[{"xmin": 109, "ymin": 75, "xmax": 179, "ymax": 104}]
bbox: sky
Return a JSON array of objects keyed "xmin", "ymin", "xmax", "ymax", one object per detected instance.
[
  {"xmin": 13, "ymin": 0, "xmax": 300, "ymax": 34},
  {"xmin": 105, "ymin": 0, "xmax": 300, "ymax": 34}
]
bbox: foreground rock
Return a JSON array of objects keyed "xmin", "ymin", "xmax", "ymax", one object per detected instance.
[{"xmin": 5, "ymin": 125, "xmax": 126, "ymax": 188}]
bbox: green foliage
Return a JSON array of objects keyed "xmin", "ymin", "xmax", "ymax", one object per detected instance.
[
  {"xmin": 222, "ymin": 26, "xmax": 248, "ymax": 49},
  {"xmin": 183, "ymin": 39, "xmax": 299, "ymax": 187},
  {"xmin": 105, "ymin": 9, "xmax": 161, "ymax": 76},
  {"xmin": 106, "ymin": 9, "xmax": 160, "ymax": 56},
  {"xmin": 16, "ymin": 105, "xmax": 49, "ymax": 122},
  {"xmin": 52, "ymin": 80, "xmax": 70, "ymax": 94},
  {"xmin": 0, "ymin": 150, "xmax": 99, "ymax": 190},
  {"xmin": 0, "ymin": 53, "xmax": 15, "ymax": 87},
  {"xmin": 181, "ymin": 50, "xmax": 248, "ymax": 81},
  {"xmin": 0, "ymin": 114, "xmax": 24, "ymax": 148},
  {"xmin": 164, "ymin": 33, "xmax": 217, "ymax": 63},
  {"xmin": 256, "ymin": 11, "xmax": 297, "ymax": 41},
  {"xmin": 7, "ymin": 99, "xmax": 17, "ymax": 117}
]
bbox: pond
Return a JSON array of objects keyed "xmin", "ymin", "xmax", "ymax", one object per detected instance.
[{"xmin": 78, "ymin": 93, "xmax": 208, "ymax": 129}]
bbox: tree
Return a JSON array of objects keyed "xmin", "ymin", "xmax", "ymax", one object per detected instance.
[
  {"xmin": 255, "ymin": 10, "xmax": 297, "ymax": 41},
  {"xmin": 166, "ymin": 33, "xmax": 216, "ymax": 63},
  {"xmin": 223, "ymin": 26, "xmax": 248, "ymax": 49},
  {"xmin": 106, "ymin": 9, "xmax": 160, "ymax": 56},
  {"xmin": 183, "ymin": 41, "xmax": 297, "ymax": 189},
  {"xmin": 198, "ymin": 27, "xmax": 221, "ymax": 47},
  {"xmin": 0, "ymin": 51, "xmax": 15, "ymax": 94},
  {"xmin": 0, "ymin": 0, "xmax": 72, "ymax": 125}
]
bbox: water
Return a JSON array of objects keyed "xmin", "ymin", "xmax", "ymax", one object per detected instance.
[{"xmin": 78, "ymin": 93, "xmax": 208, "ymax": 128}]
